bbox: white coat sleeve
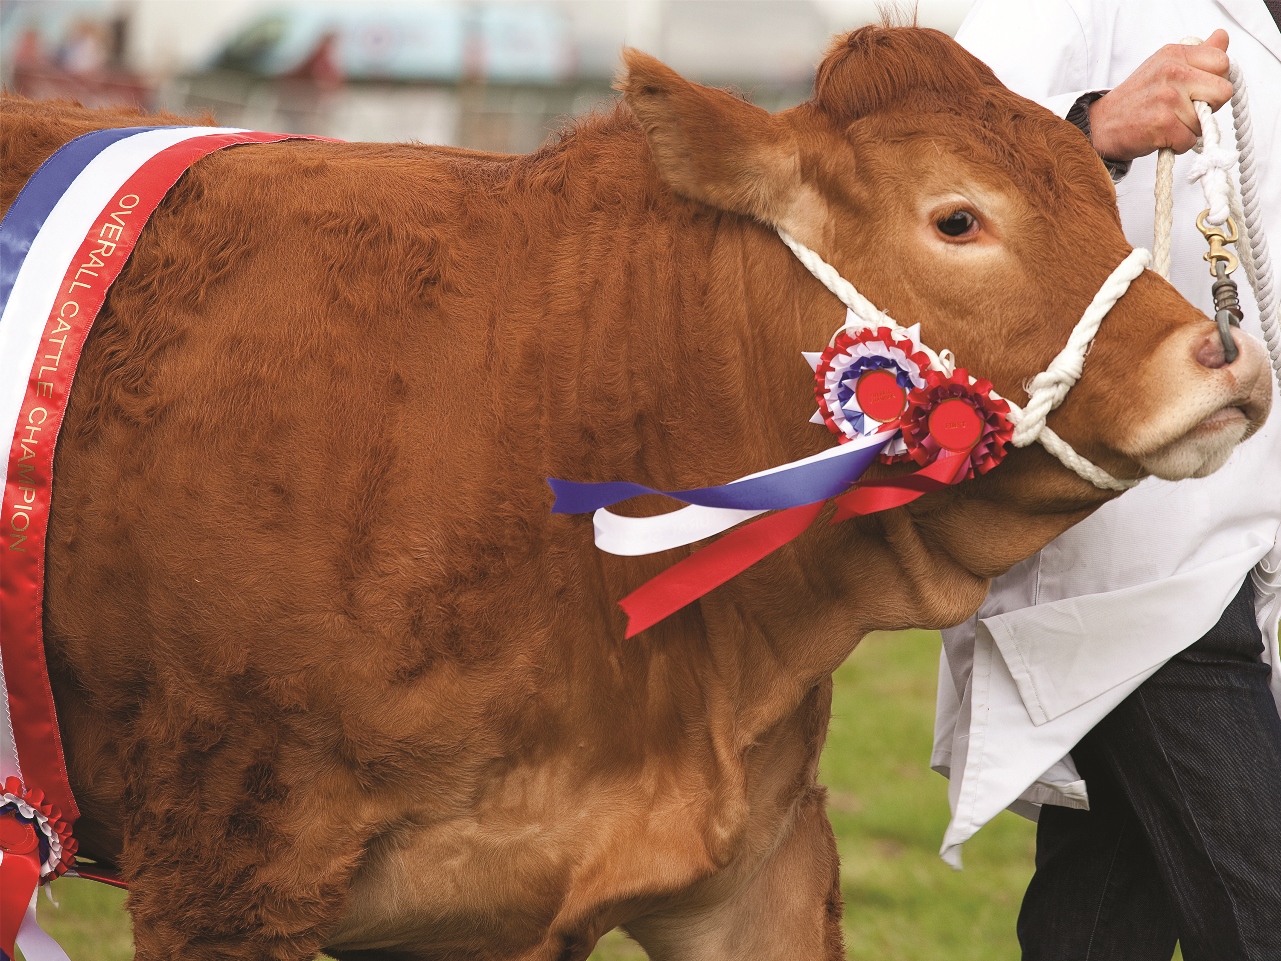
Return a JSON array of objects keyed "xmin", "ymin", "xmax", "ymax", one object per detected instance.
[
  {"xmin": 956, "ymin": 0, "xmax": 1098, "ymax": 118},
  {"xmin": 1253, "ymin": 534, "xmax": 1281, "ymax": 713}
]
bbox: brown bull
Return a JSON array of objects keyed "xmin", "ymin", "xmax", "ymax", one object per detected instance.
[{"xmin": 1, "ymin": 25, "xmax": 1271, "ymax": 961}]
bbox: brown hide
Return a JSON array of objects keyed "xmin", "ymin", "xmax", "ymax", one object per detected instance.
[{"xmin": 0, "ymin": 26, "xmax": 1264, "ymax": 961}]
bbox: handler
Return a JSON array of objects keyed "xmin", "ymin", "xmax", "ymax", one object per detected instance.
[{"xmin": 931, "ymin": 2, "xmax": 1281, "ymax": 958}]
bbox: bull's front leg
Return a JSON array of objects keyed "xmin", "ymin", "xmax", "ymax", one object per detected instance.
[{"xmin": 625, "ymin": 786, "xmax": 845, "ymax": 961}]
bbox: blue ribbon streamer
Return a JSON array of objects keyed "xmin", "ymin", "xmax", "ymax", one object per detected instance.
[{"xmin": 548, "ymin": 435, "xmax": 892, "ymax": 513}]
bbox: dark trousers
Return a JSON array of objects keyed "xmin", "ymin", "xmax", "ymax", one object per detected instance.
[{"xmin": 1018, "ymin": 579, "xmax": 1281, "ymax": 961}]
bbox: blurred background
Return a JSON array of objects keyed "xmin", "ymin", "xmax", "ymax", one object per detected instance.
[
  {"xmin": 6, "ymin": 3, "xmax": 1053, "ymax": 959},
  {"xmin": 2, "ymin": 0, "xmax": 975, "ymax": 152}
]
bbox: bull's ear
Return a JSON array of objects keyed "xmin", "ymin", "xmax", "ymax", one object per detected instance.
[{"xmin": 617, "ymin": 49, "xmax": 827, "ymax": 243}]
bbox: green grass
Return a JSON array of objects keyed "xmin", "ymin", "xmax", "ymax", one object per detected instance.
[
  {"xmin": 22, "ymin": 879, "xmax": 133, "ymax": 961},
  {"xmin": 823, "ymin": 630, "xmax": 1036, "ymax": 960},
  {"xmin": 22, "ymin": 631, "xmax": 1179, "ymax": 961}
]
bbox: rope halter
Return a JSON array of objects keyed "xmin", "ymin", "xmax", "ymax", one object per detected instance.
[{"xmin": 777, "ymin": 230, "xmax": 1149, "ymax": 491}]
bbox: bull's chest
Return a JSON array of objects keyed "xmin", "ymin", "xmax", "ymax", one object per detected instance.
[{"xmin": 323, "ymin": 734, "xmax": 808, "ymax": 957}]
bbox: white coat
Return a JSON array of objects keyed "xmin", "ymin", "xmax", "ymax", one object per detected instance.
[{"xmin": 931, "ymin": 0, "xmax": 1281, "ymax": 867}]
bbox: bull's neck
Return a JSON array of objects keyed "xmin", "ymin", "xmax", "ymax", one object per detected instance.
[
  {"xmin": 538, "ymin": 136, "xmax": 1110, "ymax": 744},
  {"xmin": 587, "ymin": 198, "xmax": 1107, "ymax": 741}
]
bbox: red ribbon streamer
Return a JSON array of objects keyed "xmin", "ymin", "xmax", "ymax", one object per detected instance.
[
  {"xmin": 619, "ymin": 501, "xmax": 826, "ymax": 638},
  {"xmin": 67, "ymin": 864, "xmax": 128, "ymax": 889},
  {"xmin": 830, "ymin": 447, "xmax": 973, "ymax": 522},
  {"xmin": 0, "ymin": 816, "xmax": 41, "ymax": 957},
  {"xmin": 617, "ymin": 447, "xmax": 977, "ymax": 637}
]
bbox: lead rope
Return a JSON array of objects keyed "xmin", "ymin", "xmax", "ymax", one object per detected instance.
[
  {"xmin": 1227, "ymin": 61, "xmax": 1281, "ymax": 386},
  {"xmin": 1155, "ymin": 43, "xmax": 1281, "ymax": 390}
]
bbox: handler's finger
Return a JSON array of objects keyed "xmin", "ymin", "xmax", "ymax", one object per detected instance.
[
  {"xmin": 1157, "ymin": 86, "xmax": 1206, "ymax": 152},
  {"xmin": 1202, "ymin": 28, "xmax": 1230, "ymax": 55},
  {"xmin": 1165, "ymin": 119, "xmax": 1201, "ymax": 154},
  {"xmin": 1186, "ymin": 72, "xmax": 1235, "ymax": 112},
  {"xmin": 1183, "ymin": 31, "xmax": 1231, "ymax": 77}
]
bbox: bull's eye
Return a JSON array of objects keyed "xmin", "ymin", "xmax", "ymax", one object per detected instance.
[{"xmin": 936, "ymin": 210, "xmax": 977, "ymax": 237}]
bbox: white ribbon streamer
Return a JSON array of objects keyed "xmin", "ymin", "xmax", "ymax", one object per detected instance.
[
  {"xmin": 594, "ymin": 503, "xmax": 766, "ymax": 556},
  {"xmin": 15, "ymin": 885, "xmax": 72, "ymax": 961},
  {"xmin": 592, "ymin": 430, "xmax": 891, "ymax": 555}
]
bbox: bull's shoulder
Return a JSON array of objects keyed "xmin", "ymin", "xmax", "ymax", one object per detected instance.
[{"xmin": 0, "ymin": 94, "xmax": 203, "ymax": 216}]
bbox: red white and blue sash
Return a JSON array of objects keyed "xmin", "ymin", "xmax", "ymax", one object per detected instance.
[{"xmin": 0, "ymin": 124, "xmax": 309, "ymax": 961}]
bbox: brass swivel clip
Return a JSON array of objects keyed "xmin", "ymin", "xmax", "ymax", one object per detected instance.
[
  {"xmin": 1196, "ymin": 209, "xmax": 1243, "ymax": 364},
  {"xmin": 1197, "ymin": 210, "xmax": 1240, "ymax": 276}
]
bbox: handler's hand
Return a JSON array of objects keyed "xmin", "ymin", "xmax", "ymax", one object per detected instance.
[{"xmin": 1089, "ymin": 29, "xmax": 1233, "ymax": 162}]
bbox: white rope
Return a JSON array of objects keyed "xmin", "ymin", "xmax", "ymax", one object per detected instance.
[
  {"xmin": 1227, "ymin": 73, "xmax": 1262, "ymax": 297},
  {"xmin": 1152, "ymin": 37, "xmax": 1209, "ymax": 277},
  {"xmin": 1226, "ymin": 62, "xmax": 1281, "ymax": 384},
  {"xmin": 777, "ymin": 230, "xmax": 956, "ymax": 375},
  {"xmin": 1154, "ymin": 45, "xmax": 1281, "ymax": 388},
  {"xmin": 1009, "ymin": 248, "xmax": 1151, "ymax": 447},
  {"xmin": 1032, "ymin": 425, "xmax": 1138, "ymax": 491},
  {"xmin": 1154, "ymin": 148, "xmax": 1176, "ymax": 279},
  {"xmin": 778, "ymin": 229, "xmax": 1144, "ymax": 490}
]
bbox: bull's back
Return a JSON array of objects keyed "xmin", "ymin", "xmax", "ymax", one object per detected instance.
[
  {"xmin": 3, "ymin": 101, "xmax": 838, "ymax": 946},
  {"xmin": 2, "ymin": 100, "xmax": 607, "ymax": 850}
]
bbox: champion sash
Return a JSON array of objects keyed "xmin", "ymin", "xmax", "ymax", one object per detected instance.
[{"xmin": 0, "ymin": 124, "xmax": 313, "ymax": 961}]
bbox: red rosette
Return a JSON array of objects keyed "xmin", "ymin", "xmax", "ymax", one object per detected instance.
[
  {"xmin": 1, "ymin": 776, "xmax": 77, "ymax": 880},
  {"xmin": 900, "ymin": 369, "xmax": 1013, "ymax": 480}
]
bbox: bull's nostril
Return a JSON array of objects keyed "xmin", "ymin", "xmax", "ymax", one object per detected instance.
[{"xmin": 1195, "ymin": 331, "xmax": 1229, "ymax": 370}]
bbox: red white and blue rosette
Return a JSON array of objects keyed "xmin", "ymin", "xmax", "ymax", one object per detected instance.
[
  {"xmin": 0, "ymin": 778, "xmax": 78, "ymax": 961},
  {"xmin": 827, "ymin": 369, "xmax": 1014, "ymax": 522},
  {"xmin": 0, "ymin": 778, "xmax": 76, "ymax": 883},
  {"xmin": 806, "ymin": 325, "xmax": 932, "ymax": 460}
]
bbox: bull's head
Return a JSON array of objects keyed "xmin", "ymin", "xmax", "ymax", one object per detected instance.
[{"xmin": 618, "ymin": 26, "xmax": 1271, "ymax": 518}]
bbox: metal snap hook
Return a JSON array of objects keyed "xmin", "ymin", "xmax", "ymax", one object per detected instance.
[
  {"xmin": 1197, "ymin": 210, "xmax": 1242, "ymax": 364},
  {"xmin": 1197, "ymin": 210, "xmax": 1240, "ymax": 275}
]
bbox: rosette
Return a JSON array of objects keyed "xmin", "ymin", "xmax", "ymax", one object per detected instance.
[
  {"xmin": 1, "ymin": 776, "xmax": 77, "ymax": 881},
  {"xmin": 899, "ymin": 369, "xmax": 1013, "ymax": 479},
  {"xmin": 807, "ymin": 326, "xmax": 932, "ymax": 459}
]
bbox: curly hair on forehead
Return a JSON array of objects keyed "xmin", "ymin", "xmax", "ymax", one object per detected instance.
[
  {"xmin": 812, "ymin": 26, "xmax": 1112, "ymax": 209},
  {"xmin": 860, "ymin": 106, "xmax": 1106, "ymax": 201},
  {"xmin": 812, "ymin": 25, "xmax": 1001, "ymax": 122}
]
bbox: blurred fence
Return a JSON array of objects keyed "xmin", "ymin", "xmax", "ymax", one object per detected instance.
[{"xmin": 3, "ymin": 1, "xmax": 972, "ymax": 152}]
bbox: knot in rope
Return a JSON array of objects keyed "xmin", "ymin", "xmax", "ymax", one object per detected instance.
[
  {"xmin": 1186, "ymin": 153, "xmax": 1236, "ymax": 224},
  {"xmin": 1177, "ymin": 59, "xmax": 1235, "ymax": 227}
]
